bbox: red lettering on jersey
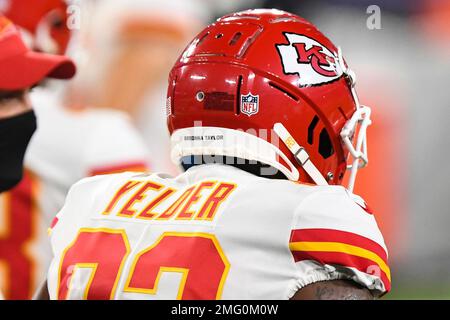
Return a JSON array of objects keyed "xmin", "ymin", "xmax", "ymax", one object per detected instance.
[
  {"xmin": 156, "ymin": 187, "xmax": 195, "ymax": 220},
  {"xmin": 136, "ymin": 188, "xmax": 177, "ymax": 220},
  {"xmin": 118, "ymin": 182, "xmax": 162, "ymax": 217},
  {"xmin": 58, "ymin": 232, "xmax": 229, "ymax": 299},
  {"xmin": 176, "ymin": 181, "xmax": 215, "ymax": 220},
  {"xmin": 102, "ymin": 181, "xmax": 142, "ymax": 215},
  {"xmin": 58, "ymin": 229, "xmax": 130, "ymax": 300},
  {"xmin": 124, "ymin": 233, "xmax": 229, "ymax": 299},
  {"xmin": 104, "ymin": 180, "xmax": 237, "ymax": 222},
  {"xmin": 196, "ymin": 183, "xmax": 236, "ymax": 220}
]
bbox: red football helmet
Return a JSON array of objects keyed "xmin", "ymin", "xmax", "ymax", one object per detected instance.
[
  {"xmin": 167, "ymin": 9, "xmax": 371, "ymax": 191},
  {"xmin": 1, "ymin": 0, "xmax": 70, "ymax": 54}
]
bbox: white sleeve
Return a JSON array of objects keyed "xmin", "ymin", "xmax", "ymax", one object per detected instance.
[
  {"xmin": 48, "ymin": 177, "xmax": 93, "ymax": 255},
  {"xmin": 46, "ymin": 174, "xmax": 116, "ymax": 299},
  {"xmin": 48, "ymin": 172, "xmax": 136, "ymax": 255},
  {"xmin": 288, "ymin": 186, "xmax": 390, "ymax": 297},
  {"xmin": 82, "ymin": 111, "xmax": 151, "ymax": 176}
]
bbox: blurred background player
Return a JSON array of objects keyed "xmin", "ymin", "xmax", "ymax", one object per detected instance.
[
  {"xmin": 66, "ymin": 0, "xmax": 210, "ymax": 174},
  {"xmin": 0, "ymin": 0, "xmax": 151, "ymax": 299},
  {"xmin": 0, "ymin": 14, "xmax": 75, "ymax": 299},
  {"xmin": 0, "ymin": 0, "xmax": 70, "ymax": 54}
]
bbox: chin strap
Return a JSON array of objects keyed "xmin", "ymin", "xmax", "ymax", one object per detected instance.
[{"xmin": 274, "ymin": 123, "xmax": 328, "ymax": 186}]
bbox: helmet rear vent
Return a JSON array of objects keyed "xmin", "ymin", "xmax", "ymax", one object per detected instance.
[
  {"xmin": 268, "ymin": 81, "xmax": 299, "ymax": 102},
  {"xmin": 197, "ymin": 31, "xmax": 210, "ymax": 46},
  {"xmin": 229, "ymin": 32, "xmax": 242, "ymax": 46},
  {"xmin": 187, "ymin": 23, "xmax": 262, "ymax": 59},
  {"xmin": 236, "ymin": 27, "xmax": 263, "ymax": 58}
]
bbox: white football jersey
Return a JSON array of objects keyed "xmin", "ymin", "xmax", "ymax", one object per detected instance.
[
  {"xmin": 0, "ymin": 88, "xmax": 150, "ymax": 299},
  {"xmin": 48, "ymin": 164, "xmax": 390, "ymax": 300}
]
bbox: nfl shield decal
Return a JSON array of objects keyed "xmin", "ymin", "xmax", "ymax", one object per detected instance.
[{"xmin": 240, "ymin": 93, "xmax": 259, "ymax": 116}]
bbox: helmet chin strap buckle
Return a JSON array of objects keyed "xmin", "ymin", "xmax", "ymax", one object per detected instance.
[{"xmin": 274, "ymin": 123, "xmax": 328, "ymax": 186}]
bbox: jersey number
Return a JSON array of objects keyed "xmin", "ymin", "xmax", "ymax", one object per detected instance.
[{"xmin": 57, "ymin": 229, "xmax": 229, "ymax": 299}]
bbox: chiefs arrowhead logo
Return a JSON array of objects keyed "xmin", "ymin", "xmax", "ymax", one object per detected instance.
[{"xmin": 276, "ymin": 32, "xmax": 343, "ymax": 86}]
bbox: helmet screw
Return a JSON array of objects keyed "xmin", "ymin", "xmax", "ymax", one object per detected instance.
[
  {"xmin": 326, "ymin": 172, "xmax": 334, "ymax": 181},
  {"xmin": 196, "ymin": 91, "xmax": 205, "ymax": 102}
]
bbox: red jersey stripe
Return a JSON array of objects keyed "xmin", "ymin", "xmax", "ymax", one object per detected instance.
[{"xmin": 290, "ymin": 228, "xmax": 388, "ymax": 262}]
